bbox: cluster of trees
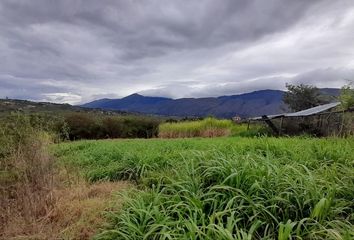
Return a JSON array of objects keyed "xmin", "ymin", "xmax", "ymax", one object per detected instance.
[{"xmin": 283, "ymin": 82, "xmax": 354, "ymax": 111}]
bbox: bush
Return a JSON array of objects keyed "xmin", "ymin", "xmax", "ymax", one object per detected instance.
[
  {"xmin": 0, "ymin": 112, "xmax": 162, "ymax": 141},
  {"xmin": 63, "ymin": 113, "xmax": 161, "ymax": 140}
]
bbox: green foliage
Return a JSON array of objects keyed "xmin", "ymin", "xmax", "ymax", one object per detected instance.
[
  {"xmin": 0, "ymin": 113, "xmax": 57, "ymax": 158},
  {"xmin": 63, "ymin": 113, "xmax": 161, "ymax": 140},
  {"xmin": 1, "ymin": 112, "xmax": 162, "ymax": 141},
  {"xmin": 283, "ymin": 83, "xmax": 328, "ymax": 111},
  {"xmin": 54, "ymin": 137, "xmax": 354, "ymax": 239},
  {"xmin": 0, "ymin": 98, "xmax": 163, "ymax": 140},
  {"xmin": 0, "ymin": 98, "xmax": 127, "ymax": 116},
  {"xmin": 339, "ymin": 83, "xmax": 354, "ymax": 110},
  {"xmin": 232, "ymin": 124, "xmax": 270, "ymax": 137}
]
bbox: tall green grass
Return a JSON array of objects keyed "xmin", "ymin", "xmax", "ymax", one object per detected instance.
[
  {"xmin": 159, "ymin": 118, "xmax": 235, "ymax": 138},
  {"xmin": 54, "ymin": 137, "xmax": 354, "ymax": 239}
]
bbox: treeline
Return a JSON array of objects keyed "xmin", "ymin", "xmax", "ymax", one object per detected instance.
[
  {"xmin": 64, "ymin": 113, "xmax": 161, "ymax": 140},
  {"xmin": 0, "ymin": 112, "xmax": 162, "ymax": 141}
]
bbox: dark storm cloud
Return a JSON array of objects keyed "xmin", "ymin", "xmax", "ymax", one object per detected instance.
[
  {"xmin": 1, "ymin": 0, "xmax": 318, "ymax": 59},
  {"xmin": 0, "ymin": 0, "xmax": 353, "ymax": 103}
]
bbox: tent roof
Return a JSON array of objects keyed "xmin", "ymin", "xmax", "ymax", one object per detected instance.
[{"xmin": 249, "ymin": 102, "xmax": 340, "ymax": 120}]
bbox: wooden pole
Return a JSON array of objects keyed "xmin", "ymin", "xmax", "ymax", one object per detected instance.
[
  {"xmin": 279, "ymin": 117, "xmax": 284, "ymax": 136},
  {"xmin": 262, "ymin": 115, "xmax": 279, "ymax": 136}
]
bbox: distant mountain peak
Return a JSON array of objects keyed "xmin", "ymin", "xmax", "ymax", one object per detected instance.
[{"xmin": 124, "ymin": 93, "xmax": 143, "ymax": 98}]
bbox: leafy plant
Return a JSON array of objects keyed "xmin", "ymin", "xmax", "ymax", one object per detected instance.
[{"xmin": 339, "ymin": 83, "xmax": 354, "ymax": 110}]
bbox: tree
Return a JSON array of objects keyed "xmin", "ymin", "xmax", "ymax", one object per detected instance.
[
  {"xmin": 283, "ymin": 83, "xmax": 327, "ymax": 112},
  {"xmin": 339, "ymin": 82, "xmax": 354, "ymax": 110}
]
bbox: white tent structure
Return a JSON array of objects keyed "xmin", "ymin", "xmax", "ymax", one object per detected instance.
[
  {"xmin": 249, "ymin": 102, "xmax": 342, "ymax": 135},
  {"xmin": 250, "ymin": 102, "xmax": 340, "ymax": 120}
]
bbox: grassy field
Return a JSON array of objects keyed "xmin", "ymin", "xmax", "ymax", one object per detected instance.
[{"xmin": 54, "ymin": 137, "xmax": 354, "ymax": 239}]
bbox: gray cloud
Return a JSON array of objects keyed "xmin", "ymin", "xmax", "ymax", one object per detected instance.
[
  {"xmin": 0, "ymin": 0, "xmax": 353, "ymax": 104},
  {"xmin": 143, "ymin": 68, "xmax": 353, "ymax": 99}
]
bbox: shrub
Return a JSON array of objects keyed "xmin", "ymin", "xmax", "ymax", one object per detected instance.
[
  {"xmin": 63, "ymin": 113, "xmax": 161, "ymax": 140},
  {"xmin": 64, "ymin": 113, "xmax": 100, "ymax": 140}
]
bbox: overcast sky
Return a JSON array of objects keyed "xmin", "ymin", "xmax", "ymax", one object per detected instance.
[{"xmin": 0, "ymin": 0, "xmax": 353, "ymax": 104}]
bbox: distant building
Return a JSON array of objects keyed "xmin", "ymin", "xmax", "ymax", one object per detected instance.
[{"xmin": 232, "ymin": 116, "xmax": 242, "ymax": 123}]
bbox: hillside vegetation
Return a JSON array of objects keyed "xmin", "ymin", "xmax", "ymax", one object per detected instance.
[
  {"xmin": 0, "ymin": 98, "xmax": 128, "ymax": 116},
  {"xmin": 54, "ymin": 137, "xmax": 354, "ymax": 239}
]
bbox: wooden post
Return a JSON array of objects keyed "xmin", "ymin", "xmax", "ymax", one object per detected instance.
[
  {"xmin": 262, "ymin": 115, "xmax": 279, "ymax": 136},
  {"xmin": 318, "ymin": 115, "xmax": 322, "ymax": 128},
  {"xmin": 247, "ymin": 120, "xmax": 251, "ymax": 130},
  {"xmin": 279, "ymin": 117, "xmax": 284, "ymax": 136}
]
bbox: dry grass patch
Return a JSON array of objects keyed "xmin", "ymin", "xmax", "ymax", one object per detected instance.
[
  {"xmin": 48, "ymin": 180, "xmax": 130, "ymax": 240},
  {"xmin": 0, "ymin": 116, "xmax": 130, "ymax": 239},
  {"xmin": 0, "ymin": 114, "xmax": 132, "ymax": 240},
  {"xmin": 2, "ymin": 179, "xmax": 130, "ymax": 240},
  {"xmin": 158, "ymin": 117, "xmax": 233, "ymax": 138}
]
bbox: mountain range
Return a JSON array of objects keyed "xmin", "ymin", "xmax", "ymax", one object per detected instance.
[{"xmin": 82, "ymin": 89, "xmax": 340, "ymax": 118}]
